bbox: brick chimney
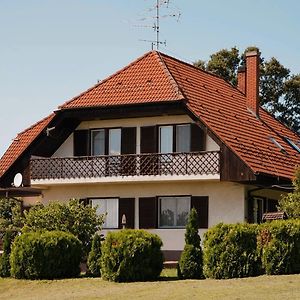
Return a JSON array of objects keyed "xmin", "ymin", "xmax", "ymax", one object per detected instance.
[
  {"xmin": 245, "ymin": 50, "xmax": 260, "ymax": 116},
  {"xmin": 237, "ymin": 66, "xmax": 246, "ymax": 94}
]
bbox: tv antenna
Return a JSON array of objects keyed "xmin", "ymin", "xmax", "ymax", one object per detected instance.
[{"xmin": 134, "ymin": 0, "xmax": 181, "ymax": 50}]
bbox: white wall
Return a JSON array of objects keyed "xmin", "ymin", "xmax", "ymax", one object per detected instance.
[
  {"xmin": 28, "ymin": 180, "xmax": 245, "ymax": 251},
  {"xmin": 206, "ymin": 134, "xmax": 220, "ymax": 151},
  {"xmin": 52, "ymin": 133, "xmax": 73, "ymax": 157}
]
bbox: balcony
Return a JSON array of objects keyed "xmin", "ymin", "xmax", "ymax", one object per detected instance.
[{"xmin": 30, "ymin": 151, "xmax": 220, "ymax": 184}]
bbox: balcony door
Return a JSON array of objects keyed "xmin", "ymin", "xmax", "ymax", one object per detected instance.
[{"xmin": 108, "ymin": 128, "xmax": 121, "ymax": 175}]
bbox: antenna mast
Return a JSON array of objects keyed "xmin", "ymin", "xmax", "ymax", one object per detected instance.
[
  {"xmin": 156, "ymin": 0, "xmax": 160, "ymax": 49},
  {"xmin": 134, "ymin": 0, "xmax": 181, "ymax": 50}
]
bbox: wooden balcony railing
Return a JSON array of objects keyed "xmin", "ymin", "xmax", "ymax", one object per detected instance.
[{"xmin": 30, "ymin": 151, "xmax": 220, "ymax": 181}]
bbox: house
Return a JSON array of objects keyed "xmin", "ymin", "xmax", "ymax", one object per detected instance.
[{"xmin": 0, "ymin": 50, "xmax": 299, "ymax": 260}]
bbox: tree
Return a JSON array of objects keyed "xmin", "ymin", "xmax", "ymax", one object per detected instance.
[
  {"xmin": 23, "ymin": 199, "xmax": 104, "ymax": 256},
  {"xmin": 278, "ymin": 167, "xmax": 300, "ymax": 218},
  {"xmin": 0, "ymin": 198, "xmax": 23, "ymax": 230},
  {"xmin": 0, "ymin": 230, "xmax": 16, "ymax": 277},
  {"xmin": 177, "ymin": 208, "xmax": 203, "ymax": 279},
  {"xmin": 87, "ymin": 234, "xmax": 103, "ymax": 277},
  {"xmin": 194, "ymin": 47, "xmax": 300, "ymax": 133}
]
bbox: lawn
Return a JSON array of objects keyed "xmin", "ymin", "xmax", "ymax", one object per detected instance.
[{"xmin": 0, "ymin": 270, "xmax": 299, "ymax": 300}]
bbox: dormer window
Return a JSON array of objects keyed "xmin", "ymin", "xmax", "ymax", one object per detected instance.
[{"xmin": 285, "ymin": 137, "xmax": 300, "ymax": 153}]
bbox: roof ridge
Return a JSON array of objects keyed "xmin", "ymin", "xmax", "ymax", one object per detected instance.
[
  {"xmin": 59, "ymin": 51, "xmax": 155, "ymax": 109},
  {"xmin": 155, "ymin": 51, "xmax": 185, "ymax": 100}
]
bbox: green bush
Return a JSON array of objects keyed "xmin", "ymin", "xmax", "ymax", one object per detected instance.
[
  {"xmin": 87, "ymin": 234, "xmax": 103, "ymax": 277},
  {"xmin": 203, "ymin": 223, "xmax": 261, "ymax": 279},
  {"xmin": 101, "ymin": 229, "xmax": 163, "ymax": 282},
  {"xmin": 257, "ymin": 219, "xmax": 300, "ymax": 275},
  {"xmin": 0, "ymin": 198, "xmax": 23, "ymax": 229},
  {"xmin": 23, "ymin": 199, "xmax": 104, "ymax": 256},
  {"xmin": 10, "ymin": 231, "xmax": 82, "ymax": 279},
  {"xmin": 178, "ymin": 244, "xmax": 203, "ymax": 279},
  {"xmin": 178, "ymin": 208, "xmax": 203, "ymax": 279},
  {"xmin": 0, "ymin": 230, "xmax": 17, "ymax": 277}
]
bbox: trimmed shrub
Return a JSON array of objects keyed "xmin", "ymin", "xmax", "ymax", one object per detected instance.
[
  {"xmin": 178, "ymin": 244, "xmax": 203, "ymax": 279},
  {"xmin": 257, "ymin": 219, "xmax": 300, "ymax": 275},
  {"xmin": 0, "ymin": 230, "xmax": 17, "ymax": 277},
  {"xmin": 10, "ymin": 231, "xmax": 82, "ymax": 279},
  {"xmin": 203, "ymin": 223, "xmax": 261, "ymax": 279},
  {"xmin": 101, "ymin": 229, "xmax": 163, "ymax": 282},
  {"xmin": 178, "ymin": 208, "xmax": 203, "ymax": 279},
  {"xmin": 87, "ymin": 234, "xmax": 103, "ymax": 277},
  {"xmin": 23, "ymin": 199, "xmax": 104, "ymax": 256}
]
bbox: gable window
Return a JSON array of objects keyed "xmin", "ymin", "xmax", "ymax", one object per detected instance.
[
  {"xmin": 159, "ymin": 125, "xmax": 173, "ymax": 153},
  {"xmin": 91, "ymin": 198, "xmax": 119, "ymax": 229},
  {"xmin": 109, "ymin": 128, "xmax": 121, "ymax": 155},
  {"xmin": 158, "ymin": 196, "xmax": 190, "ymax": 228},
  {"xmin": 176, "ymin": 124, "xmax": 191, "ymax": 152},
  {"xmin": 158, "ymin": 124, "xmax": 201, "ymax": 154},
  {"xmin": 91, "ymin": 129, "xmax": 105, "ymax": 156}
]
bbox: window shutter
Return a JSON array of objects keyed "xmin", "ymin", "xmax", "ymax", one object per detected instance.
[
  {"xmin": 140, "ymin": 126, "xmax": 157, "ymax": 153},
  {"xmin": 79, "ymin": 198, "xmax": 90, "ymax": 206},
  {"xmin": 121, "ymin": 127, "xmax": 136, "ymax": 154},
  {"xmin": 191, "ymin": 196, "xmax": 209, "ymax": 228},
  {"xmin": 74, "ymin": 130, "xmax": 90, "ymax": 156},
  {"xmin": 247, "ymin": 198, "xmax": 254, "ymax": 223},
  {"xmin": 119, "ymin": 198, "xmax": 135, "ymax": 229},
  {"xmin": 139, "ymin": 197, "xmax": 157, "ymax": 229},
  {"xmin": 190, "ymin": 124, "xmax": 205, "ymax": 152}
]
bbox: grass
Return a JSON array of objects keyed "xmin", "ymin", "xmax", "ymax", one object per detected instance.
[{"xmin": 0, "ymin": 270, "xmax": 299, "ymax": 300}]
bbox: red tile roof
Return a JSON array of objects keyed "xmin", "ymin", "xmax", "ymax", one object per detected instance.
[
  {"xmin": 60, "ymin": 51, "xmax": 184, "ymax": 109},
  {"xmin": 159, "ymin": 52, "xmax": 299, "ymax": 179},
  {"xmin": 0, "ymin": 114, "xmax": 55, "ymax": 177},
  {"xmin": 0, "ymin": 50, "xmax": 299, "ymax": 181}
]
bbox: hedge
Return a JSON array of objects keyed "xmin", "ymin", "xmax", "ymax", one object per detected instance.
[
  {"xmin": 203, "ymin": 223, "xmax": 261, "ymax": 279},
  {"xmin": 257, "ymin": 219, "xmax": 300, "ymax": 275},
  {"xmin": 101, "ymin": 229, "xmax": 163, "ymax": 282},
  {"xmin": 10, "ymin": 231, "xmax": 82, "ymax": 279}
]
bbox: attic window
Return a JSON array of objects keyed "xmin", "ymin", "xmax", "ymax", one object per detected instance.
[
  {"xmin": 285, "ymin": 137, "xmax": 300, "ymax": 153},
  {"xmin": 269, "ymin": 137, "xmax": 286, "ymax": 153}
]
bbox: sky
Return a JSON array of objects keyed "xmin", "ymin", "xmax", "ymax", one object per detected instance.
[{"xmin": 1, "ymin": 0, "xmax": 300, "ymax": 157}]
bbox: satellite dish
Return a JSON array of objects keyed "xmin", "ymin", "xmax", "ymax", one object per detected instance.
[{"xmin": 13, "ymin": 173, "xmax": 23, "ymax": 188}]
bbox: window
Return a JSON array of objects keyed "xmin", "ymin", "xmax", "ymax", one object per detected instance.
[
  {"xmin": 176, "ymin": 124, "xmax": 191, "ymax": 152},
  {"xmin": 109, "ymin": 128, "xmax": 121, "ymax": 155},
  {"xmin": 159, "ymin": 196, "xmax": 190, "ymax": 228},
  {"xmin": 159, "ymin": 124, "xmax": 193, "ymax": 154},
  {"xmin": 252, "ymin": 197, "xmax": 279, "ymax": 224},
  {"xmin": 285, "ymin": 137, "xmax": 300, "ymax": 153},
  {"xmin": 159, "ymin": 125, "xmax": 173, "ymax": 153},
  {"xmin": 91, "ymin": 198, "xmax": 119, "ymax": 229},
  {"xmin": 91, "ymin": 129, "xmax": 105, "ymax": 156}
]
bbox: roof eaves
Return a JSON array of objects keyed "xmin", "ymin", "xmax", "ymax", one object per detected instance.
[{"xmin": 0, "ymin": 113, "xmax": 55, "ymax": 179}]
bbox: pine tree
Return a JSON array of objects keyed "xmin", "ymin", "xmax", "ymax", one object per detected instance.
[
  {"xmin": 178, "ymin": 208, "xmax": 204, "ymax": 279},
  {"xmin": 87, "ymin": 234, "xmax": 102, "ymax": 277}
]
